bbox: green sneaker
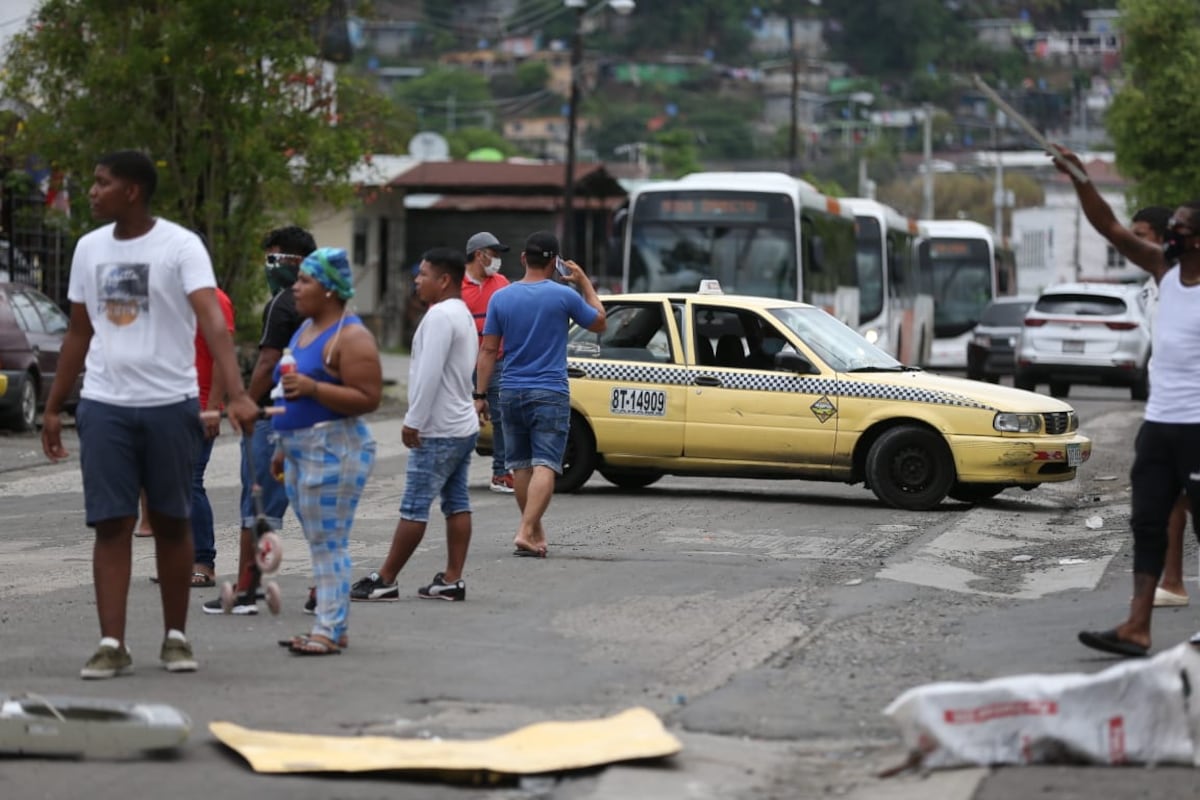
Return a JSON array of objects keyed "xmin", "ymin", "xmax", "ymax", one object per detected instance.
[
  {"xmin": 160, "ymin": 636, "xmax": 198, "ymax": 673},
  {"xmin": 80, "ymin": 644, "xmax": 133, "ymax": 680}
]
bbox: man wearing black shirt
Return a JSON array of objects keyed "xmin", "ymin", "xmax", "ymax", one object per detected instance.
[{"xmin": 203, "ymin": 225, "xmax": 314, "ymax": 615}]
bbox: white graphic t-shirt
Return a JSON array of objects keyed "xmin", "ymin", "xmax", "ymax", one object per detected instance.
[{"xmin": 68, "ymin": 218, "xmax": 216, "ymax": 406}]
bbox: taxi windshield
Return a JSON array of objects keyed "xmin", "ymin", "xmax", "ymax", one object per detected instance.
[{"xmin": 768, "ymin": 306, "xmax": 903, "ymax": 372}]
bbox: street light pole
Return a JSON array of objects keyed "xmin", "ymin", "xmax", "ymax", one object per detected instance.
[
  {"xmin": 562, "ymin": 0, "xmax": 586, "ymax": 259},
  {"xmin": 561, "ymin": 0, "xmax": 634, "ymax": 260}
]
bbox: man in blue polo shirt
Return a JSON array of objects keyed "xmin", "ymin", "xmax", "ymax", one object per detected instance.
[{"xmin": 473, "ymin": 231, "xmax": 606, "ymax": 557}]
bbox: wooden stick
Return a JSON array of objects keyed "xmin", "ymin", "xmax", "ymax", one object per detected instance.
[{"xmin": 972, "ymin": 74, "xmax": 1090, "ymax": 184}]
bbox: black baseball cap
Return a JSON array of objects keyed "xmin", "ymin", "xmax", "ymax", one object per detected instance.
[{"xmin": 524, "ymin": 230, "xmax": 560, "ymax": 258}]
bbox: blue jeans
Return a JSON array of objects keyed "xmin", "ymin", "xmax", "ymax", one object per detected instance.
[
  {"xmin": 399, "ymin": 434, "xmax": 478, "ymax": 522},
  {"xmin": 500, "ymin": 388, "xmax": 570, "ymax": 473},
  {"xmin": 240, "ymin": 418, "xmax": 289, "ymax": 530},
  {"xmin": 487, "ymin": 359, "xmax": 507, "ymax": 477},
  {"xmin": 192, "ymin": 437, "xmax": 216, "ymax": 568}
]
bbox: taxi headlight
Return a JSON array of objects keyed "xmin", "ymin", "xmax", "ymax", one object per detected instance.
[
  {"xmin": 971, "ymin": 333, "xmax": 989, "ymax": 347},
  {"xmin": 994, "ymin": 412, "xmax": 1041, "ymax": 433}
]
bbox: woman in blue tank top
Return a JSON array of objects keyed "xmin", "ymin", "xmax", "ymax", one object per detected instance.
[{"xmin": 269, "ymin": 247, "xmax": 382, "ymax": 655}]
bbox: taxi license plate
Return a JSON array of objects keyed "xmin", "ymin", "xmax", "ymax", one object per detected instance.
[
  {"xmin": 610, "ymin": 387, "xmax": 666, "ymax": 417},
  {"xmin": 1067, "ymin": 443, "xmax": 1082, "ymax": 467},
  {"xmin": 1063, "ymin": 340, "xmax": 1085, "ymax": 354}
]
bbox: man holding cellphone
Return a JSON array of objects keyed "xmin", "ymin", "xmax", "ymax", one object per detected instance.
[{"xmin": 473, "ymin": 231, "xmax": 606, "ymax": 557}]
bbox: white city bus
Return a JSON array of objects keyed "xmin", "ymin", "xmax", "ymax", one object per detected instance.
[
  {"xmin": 841, "ymin": 198, "xmax": 933, "ymax": 365},
  {"xmin": 621, "ymin": 172, "xmax": 861, "ymax": 325},
  {"xmin": 918, "ymin": 219, "xmax": 1017, "ymax": 369}
]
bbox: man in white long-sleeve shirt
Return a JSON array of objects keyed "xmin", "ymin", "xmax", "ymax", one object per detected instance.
[{"xmin": 350, "ymin": 247, "xmax": 479, "ymax": 602}]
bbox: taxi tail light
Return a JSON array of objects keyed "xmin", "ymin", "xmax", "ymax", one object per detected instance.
[
  {"xmin": 1024, "ymin": 318, "xmax": 1047, "ymax": 327},
  {"xmin": 1105, "ymin": 321, "xmax": 1139, "ymax": 331}
]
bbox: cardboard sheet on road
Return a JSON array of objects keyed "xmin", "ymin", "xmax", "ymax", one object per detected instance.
[{"xmin": 210, "ymin": 706, "xmax": 681, "ymax": 776}]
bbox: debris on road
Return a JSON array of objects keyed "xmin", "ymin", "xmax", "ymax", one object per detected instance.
[
  {"xmin": 1085, "ymin": 516, "xmax": 1104, "ymax": 530},
  {"xmin": 0, "ymin": 692, "xmax": 190, "ymax": 758},
  {"xmin": 883, "ymin": 641, "xmax": 1200, "ymax": 770}
]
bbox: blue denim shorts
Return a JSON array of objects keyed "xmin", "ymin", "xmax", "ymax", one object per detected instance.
[
  {"xmin": 499, "ymin": 388, "xmax": 570, "ymax": 473},
  {"xmin": 399, "ymin": 434, "xmax": 478, "ymax": 522},
  {"xmin": 76, "ymin": 397, "xmax": 203, "ymax": 526},
  {"xmin": 240, "ymin": 418, "xmax": 289, "ymax": 530}
]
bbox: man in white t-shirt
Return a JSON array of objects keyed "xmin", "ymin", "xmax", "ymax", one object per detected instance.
[
  {"xmin": 1054, "ymin": 147, "xmax": 1200, "ymax": 658},
  {"xmin": 41, "ymin": 149, "xmax": 259, "ymax": 679},
  {"xmin": 350, "ymin": 247, "xmax": 480, "ymax": 602}
]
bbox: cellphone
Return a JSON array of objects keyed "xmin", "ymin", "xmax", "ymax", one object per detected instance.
[{"xmin": 556, "ymin": 256, "xmax": 571, "ymax": 277}]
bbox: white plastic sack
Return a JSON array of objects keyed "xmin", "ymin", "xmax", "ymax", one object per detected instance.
[{"xmin": 885, "ymin": 641, "xmax": 1200, "ymax": 768}]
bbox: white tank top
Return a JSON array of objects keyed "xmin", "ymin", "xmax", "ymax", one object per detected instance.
[{"xmin": 1146, "ymin": 266, "xmax": 1200, "ymax": 423}]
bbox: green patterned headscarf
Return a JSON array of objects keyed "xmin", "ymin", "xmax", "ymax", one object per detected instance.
[{"xmin": 300, "ymin": 247, "xmax": 355, "ymax": 299}]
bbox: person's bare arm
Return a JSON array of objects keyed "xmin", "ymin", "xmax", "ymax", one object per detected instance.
[
  {"xmin": 280, "ymin": 325, "xmax": 382, "ymax": 415},
  {"xmin": 559, "ymin": 259, "xmax": 607, "ymax": 332},
  {"xmin": 1053, "ymin": 146, "xmax": 1165, "ymax": 279},
  {"xmin": 248, "ymin": 347, "xmax": 283, "ymax": 403},
  {"xmin": 42, "ymin": 303, "xmax": 93, "ymax": 461},
  {"xmin": 190, "ymin": 289, "xmax": 258, "ymax": 431}
]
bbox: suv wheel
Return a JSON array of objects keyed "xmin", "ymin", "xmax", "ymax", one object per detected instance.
[
  {"xmin": 1014, "ymin": 371, "xmax": 1036, "ymax": 392},
  {"xmin": 1049, "ymin": 380, "xmax": 1070, "ymax": 398}
]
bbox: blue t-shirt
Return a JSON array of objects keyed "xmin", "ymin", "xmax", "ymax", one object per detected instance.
[{"xmin": 482, "ymin": 280, "xmax": 599, "ymax": 394}]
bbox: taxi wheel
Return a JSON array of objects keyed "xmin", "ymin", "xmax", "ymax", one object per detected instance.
[
  {"xmin": 948, "ymin": 482, "xmax": 1007, "ymax": 504},
  {"xmin": 599, "ymin": 469, "xmax": 663, "ymax": 489},
  {"xmin": 865, "ymin": 426, "xmax": 955, "ymax": 511},
  {"xmin": 554, "ymin": 413, "xmax": 596, "ymax": 494}
]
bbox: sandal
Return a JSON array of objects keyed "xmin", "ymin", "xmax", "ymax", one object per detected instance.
[
  {"xmin": 278, "ymin": 633, "xmax": 348, "ymax": 649},
  {"xmin": 288, "ymin": 634, "xmax": 342, "ymax": 656},
  {"xmin": 149, "ymin": 571, "xmax": 216, "ymax": 588}
]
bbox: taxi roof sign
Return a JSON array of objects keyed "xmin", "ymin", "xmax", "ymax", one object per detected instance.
[{"xmin": 697, "ymin": 280, "xmax": 724, "ymax": 295}]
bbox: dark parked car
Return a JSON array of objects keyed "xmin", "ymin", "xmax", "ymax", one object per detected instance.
[
  {"xmin": 966, "ymin": 296, "xmax": 1036, "ymax": 383},
  {"xmin": 0, "ymin": 283, "xmax": 81, "ymax": 431}
]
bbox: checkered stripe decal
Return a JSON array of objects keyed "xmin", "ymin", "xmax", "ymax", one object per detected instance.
[{"xmin": 569, "ymin": 360, "xmax": 997, "ymax": 411}]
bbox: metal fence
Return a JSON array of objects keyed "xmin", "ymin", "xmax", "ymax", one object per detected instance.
[{"xmin": 1, "ymin": 178, "xmax": 74, "ymax": 307}]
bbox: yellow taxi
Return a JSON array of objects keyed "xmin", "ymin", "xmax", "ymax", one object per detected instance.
[{"xmin": 482, "ymin": 284, "xmax": 1092, "ymax": 511}]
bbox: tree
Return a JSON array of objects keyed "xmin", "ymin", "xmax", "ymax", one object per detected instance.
[
  {"xmin": 393, "ymin": 67, "xmax": 493, "ymax": 132},
  {"xmin": 1, "ymin": 0, "xmax": 389, "ymax": 318},
  {"xmin": 1105, "ymin": 0, "xmax": 1200, "ymax": 209}
]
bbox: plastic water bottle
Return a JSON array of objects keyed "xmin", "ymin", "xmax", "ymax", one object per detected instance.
[
  {"xmin": 279, "ymin": 348, "xmax": 297, "ymax": 375},
  {"xmin": 272, "ymin": 348, "xmax": 297, "ymax": 400}
]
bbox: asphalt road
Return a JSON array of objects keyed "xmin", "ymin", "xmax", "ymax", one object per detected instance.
[{"xmin": 0, "ymin": 382, "xmax": 1196, "ymax": 799}]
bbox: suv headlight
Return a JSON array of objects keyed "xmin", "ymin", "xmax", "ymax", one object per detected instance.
[
  {"xmin": 971, "ymin": 333, "xmax": 989, "ymax": 346},
  {"xmin": 994, "ymin": 413, "xmax": 1041, "ymax": 433}
]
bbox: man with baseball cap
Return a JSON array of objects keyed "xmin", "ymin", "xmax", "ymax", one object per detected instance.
[
  {"xmin": 462, "ymin": 231, "xmax": 515, "ymax": 493},
  {"xmin": 473, "ymin": 231, "xmax": 606, "ymax": 557}
]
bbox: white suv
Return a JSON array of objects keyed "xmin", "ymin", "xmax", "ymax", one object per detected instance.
[{"xmin": 1014, "ymin": 282, "xmax": 1152, "ymax": 400}]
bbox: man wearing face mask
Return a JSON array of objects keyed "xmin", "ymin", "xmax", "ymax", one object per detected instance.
[
  {"xmin": 461, "ymin": 232, "xmax": 514, "ymax": 493},
  {"xmin": 1052, "ymin": 147, "xmax": 1200, "ymax": 659},
  {"xmin": 202, "ymin": 225, "xmax": 316, "ymax": 615}
]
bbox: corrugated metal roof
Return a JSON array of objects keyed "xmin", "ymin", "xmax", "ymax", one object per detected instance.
[{"xmin": 390, "ymin": 160, "xmax": 626, "ymax": 196}]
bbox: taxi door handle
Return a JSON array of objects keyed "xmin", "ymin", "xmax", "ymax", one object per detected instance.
[
  {"xmin": 567, "ymin": 366, "xmax": 588, "ymax": 378},
  {"xmin": 693, "ymin": 375, "xmax": 722, "ymax": 387}
]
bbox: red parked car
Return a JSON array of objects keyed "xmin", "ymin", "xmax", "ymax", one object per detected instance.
[{"xmin": 0, "ymin": 283, "xmax": 82, "ymax": 431}]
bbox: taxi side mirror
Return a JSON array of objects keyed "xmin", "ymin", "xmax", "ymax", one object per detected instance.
[{"xmin": 775, "ymin": 351, "xmax": 818, "ymax": 374}]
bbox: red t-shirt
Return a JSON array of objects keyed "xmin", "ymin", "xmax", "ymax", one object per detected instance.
[
  {"xmin": 195, "ymin": 288, "xmax": 235, "ymax": 409},
  {"xmin": 462, "ymin": 272, "xmax": 509, "ymax": 355}
]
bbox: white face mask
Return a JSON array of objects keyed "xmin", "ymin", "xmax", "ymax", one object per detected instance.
[{"xmin": 484, "ymin": 256, "xmax": 502, "ymax": 276}]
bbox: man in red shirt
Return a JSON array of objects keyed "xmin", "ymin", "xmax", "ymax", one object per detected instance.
[
  {"xmin": 190, "ymin": 287, "xmax": 236, "ymax": 585},
  {"xmin": 462, "ymin": 232, "xmax": 513, "ymax": 493}
]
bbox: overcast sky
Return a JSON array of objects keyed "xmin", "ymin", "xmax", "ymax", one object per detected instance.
[{"xmin": 0, "ymin": 0, "xmax": 38, "ymax": 56}]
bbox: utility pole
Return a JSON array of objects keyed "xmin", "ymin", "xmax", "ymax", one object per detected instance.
[
  {"xmin": 992, "ymin": 114, "xmax": 1004, "ymax": 243},
  {"xmin": 787, "ymin": 12, "xmax": 798, "ymax": 175},
  {"xmin": 921, "ymin": 103, "xmax": 934, "ymax": 219}
]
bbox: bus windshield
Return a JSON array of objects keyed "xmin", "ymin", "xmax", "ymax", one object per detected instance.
[
  {"xmin": 627, "ymin": 190, "xmax": 797, "ymax": 298},
  {"xmin": 920, "ymin": 238, "xmax": 994, "ymax": 338}
]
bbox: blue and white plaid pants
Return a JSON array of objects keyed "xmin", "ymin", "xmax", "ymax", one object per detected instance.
[{"xmin": 279, "ymin": 417, "xmax": 376, "ymax": 643}]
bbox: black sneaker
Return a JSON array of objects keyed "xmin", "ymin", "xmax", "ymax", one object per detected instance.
[
  {"xmin": 418, "ymin": 572, "xmax": 465, "ymax": 602},
  {"xmin": 350, "ymin": 572, "xmax": 399, "ymax": 601},
  {"xmin": 201, "ymin": 592, "xmax": 258, "ymax": 615},
  {"xmin": 303, "ymin": 586, "xmax": 316, "ymax": 615}
]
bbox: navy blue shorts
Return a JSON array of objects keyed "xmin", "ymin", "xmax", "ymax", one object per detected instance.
[{"xmin": 76, "ymin": 397, "xmax": 203, "ymax": 526}]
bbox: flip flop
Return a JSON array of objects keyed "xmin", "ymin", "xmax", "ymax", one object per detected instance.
[
  {"xmin": 512, "ymin": 547, "xmax": 546, "ymax": 558},
  {"xmin": 1078, "ymin": 629, "xmax": 1148, "ymax": 658},
  {"xmin": 134, "ymin": 530, "xmax": 154, "ymax": 538},
  {"xmin": 149, "ymin": 572, "xmax": 216, "ymax": 588},
  {"xmin": 278, "ymin": 633, "xmax": 349, "ymax": 649},
  {"xmin": 288, "ymin": 635, "xmax": 342, "ymax": 656},
  {"xmin": 1154, "ymin": 587, "xmax": 1189, "ymax": 608}
]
